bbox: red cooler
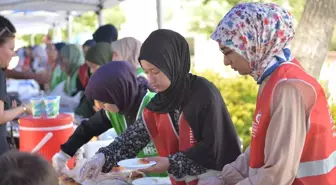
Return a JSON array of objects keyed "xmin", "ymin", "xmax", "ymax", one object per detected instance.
[{"xmin": 19, "ymin": 113, "xmax": 75, "ymax": 168}]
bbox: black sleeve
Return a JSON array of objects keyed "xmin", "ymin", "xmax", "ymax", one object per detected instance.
[
  {"xmin": 183, "ymin": 78, "xmax": 241, "ymax": 171},
  {"xmin": 61, "ymin": 110, "xmax": 111, "ymax": 157},
  {"xmin": 0, "ymin": 70, "xmax": 9, "ymax": 110},
  {"xmin": 0, "ymin": 70, "xmax": 6, "ymax": 102},
  {"xmin": 98, "ymin": 117, "xmax": 150, "ymax": 173},
  {"xmin": 76, "ymin": 75, "xmax": 85, "ymax": 91}
]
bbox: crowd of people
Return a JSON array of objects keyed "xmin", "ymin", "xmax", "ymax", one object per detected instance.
[{"xmin": 0, "ymin": 2, "xmax": 335, "ymax": 185}]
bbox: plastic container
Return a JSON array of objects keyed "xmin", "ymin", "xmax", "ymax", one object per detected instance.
[
  {"xmin": 83, "ymin": 139, "xmax": 114, "ymax": 158},
  {"xmin": 19, "ymin": 113, "xmax": 75, "ymax": 168},
  {"xmin": 30, "ymin": 97, "xmax": 44, "ymax": 118}
]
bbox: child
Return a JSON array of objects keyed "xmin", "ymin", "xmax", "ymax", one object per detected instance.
[{"xmin": 0, "ymin": 150, "xmax": 58, "ymax": 185}]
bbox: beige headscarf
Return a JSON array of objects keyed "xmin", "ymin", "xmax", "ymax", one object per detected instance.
[{"xmin": 111, "ymin": 37, "xmax": 142, "ymax": 70}]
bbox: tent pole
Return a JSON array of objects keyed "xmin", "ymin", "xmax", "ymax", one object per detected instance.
[
  {"xmin": 30, "ymin": 34, "xmax": 35, "ymax": 46},
  {"xmin": 156, "ymin": 0, "xmax": 163, "ymax": 29},
  {"xmin": 96, "ymin": 1, "xmax": 104, "ymax": 26},
  {"xmin": 67, "ymin": 11, "xmax": 73, "ymax": 42}
]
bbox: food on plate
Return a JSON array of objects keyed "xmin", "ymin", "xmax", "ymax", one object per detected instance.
[
  {"xmin": 139, "ymin": 158, "xmax": 150, "ymax": 164},
  {"xmin": 58, "ymin": 176, "xmax": 82, "ymax": 185},
  {"xmin": 111, "ymin": 166, "xmax": 126, "ymax": 172},
  {"xmin": 110, "ymin": 167, "xmax": 145, "ymax": 181}
]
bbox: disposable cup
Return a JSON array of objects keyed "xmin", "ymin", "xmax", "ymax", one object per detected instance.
[
  {"xmin": 44, "ymin": 96, "xmax": 60, "ymax": 118},
  {"xmin": 30, "ymin": 97, "xmax": 43, "ymax": 118}
]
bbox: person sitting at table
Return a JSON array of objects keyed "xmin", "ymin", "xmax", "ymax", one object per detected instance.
[
  {"xmin": 0, "ymin": 15, "xmax": 32, "ymax": 155},
  {"xmin": 52, "ymin": 61, "xmax": 164, "ymax": 177},
  {"xmin": 78, "ymin": 29, "xmax": 241, "ymax": 185}
]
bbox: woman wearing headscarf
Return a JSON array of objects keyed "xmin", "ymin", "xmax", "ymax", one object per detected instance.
[
  {"xmin": 78, "ymin": 29, "xmax": 241, "ymax": 185},
  {"xmin": 111, "ymin": 37, "xmax": 146, "ymax": 78},
  {"xmin": 59, "ymin": 44, "xmax": 85, "ymax": 96},
  {"xmin": 50, "ymin": 42, "xmax": 67, "ymax": 91},
  {"xmin": 208, "ymin": 3, "xmax": 336, "ymax": 185},
  {"xmin": 82, "ymin": 39, "xmax": 96, "ymax": 55},
  {"xmin": 93, "ymin": 24, "xmax": 118, "ymax": 43},
  {"xmin": 52, "ymin": 61, "xmax": 164, "ymax": 177},
  {"xmin": 77, "ymin": 39, "xmax": 96, "ymax": 89},
  {"xmin": 85, "ymin": 42, "xmax": 113, "ymax": 74},
  {"xmin": 75, "ymin": 42, "xmax": 113, "ymax": 118}
]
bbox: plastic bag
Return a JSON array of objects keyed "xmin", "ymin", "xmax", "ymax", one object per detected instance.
[
  {"xmin": 197, "ymin": 176, "xmax": 223, "ymax": 185},
  {"xmin": 49, "ymin": 81, "xmax": 82, "ymax": 110}
]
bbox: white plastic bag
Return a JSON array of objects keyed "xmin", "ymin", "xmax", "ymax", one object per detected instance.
[{"xmin": 49, "ymin": 81, "xmax": 82, "ymax": 110}]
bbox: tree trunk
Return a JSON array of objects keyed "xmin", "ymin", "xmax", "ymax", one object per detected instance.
[{"xmin": 290, "ymin": 0, "xmax": 336, "ymax": 79}]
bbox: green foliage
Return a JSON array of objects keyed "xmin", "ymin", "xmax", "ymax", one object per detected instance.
[
  {"xmin": 329, "ymin": 27, "xmax": 336, "ymax": 51},
  {"xmin": 17, "ymin": 34, "xmax": 45, "ymax": 46},
  {"xmin": 195, "ymin": 70, "xmax": 258, "ymax": 149},
  {"xmin": 197, "ymin": 69, "xmax": 336, "ymax": 149},
  {"xmin": 189, "ymin": 0, "xmax": 306, "ymax": 37},
  {"xmin": 188, "ymin": 0, "xmax": 231, "ymax": 37},
  {"xmin": 103, "ymin": 6, "xmax": 126, "ymax": 31},
  {"xmin": 330, "ymin": 103, "xmax": 336, "ymax": 126},
  {"xmin": 62, "ymin": 6, "xmax": 126, "ymax": 41}
]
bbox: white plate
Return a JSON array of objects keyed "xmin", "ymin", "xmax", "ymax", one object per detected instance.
[
  {"xmin": 132, "ymin": 177, "xmax": 172, "ymax": 185},
  {"xmin": 117, "ymin": 158, "xmax": 156, "ymax": 170}
]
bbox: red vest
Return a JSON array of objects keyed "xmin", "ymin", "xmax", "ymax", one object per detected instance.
[
  {"xmin": 250, "ymin": 60, "xmax": 336, "ymax": 185},
  {"xmin": 142, "ymin": 108, "xmax": 198, "ymax": 185},
  {"xmin": 78, "ymin": 63, "xmax": 89, "ymax": 88}
]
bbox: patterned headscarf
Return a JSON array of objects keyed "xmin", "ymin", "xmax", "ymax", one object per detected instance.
[{"xmin": 211, "ymin": 3, "xmax": 295, "ymax": 82}]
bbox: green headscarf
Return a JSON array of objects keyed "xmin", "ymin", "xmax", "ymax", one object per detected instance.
[
  {"xmin": 60, "ymin": 44, "xmax": 84, "ymax": 96},
  {"xmin": 85, "ymin": 42, "xmax": 113, "ymax": 66}
]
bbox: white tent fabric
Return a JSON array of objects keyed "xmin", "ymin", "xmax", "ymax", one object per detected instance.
[
  {"xmin": 0, "ymin": 10, "xmax": 70, "ymax": 34},
  {"xmin": 0, "ymin": 0, "xmax": 123, "ymax": 11}
]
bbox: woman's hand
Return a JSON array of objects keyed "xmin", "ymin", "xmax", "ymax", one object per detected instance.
[
  {"xmin": 140, "ymin": 157, "xmax": 170, "ymax": 174},
  {"xmin": 22, "ymin": 103, "xmax": 32, "ymax": 114},
  {"xmin": 11, "ymin": 100, "xmax": 17, "ymax": 108},
  {"xmin": 78, "ymin": 153, "xmax": 105, "ymax": 182}
]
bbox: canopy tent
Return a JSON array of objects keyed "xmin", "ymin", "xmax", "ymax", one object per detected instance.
[
  {"xmin": 0, "ymin": 0, "xmax": 163, "ymax": 40},
  {"xmin": 0, "ymin": 0, "xmax": 123, "ymax": 12},
  {"xmin": 0, "ymin": 10, "xmax": 70, "ymax": 35},
  {"xmin": 0, "ymin": 0, "xmax": 125, "ymax": 27}
]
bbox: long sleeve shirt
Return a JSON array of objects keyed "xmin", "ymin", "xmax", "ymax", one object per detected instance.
[
  {"xmin": 219, "ymin": 79, "xmax": 314, "ymax": 185},
  {"xmin": 97, "ymin": 109, "xmax": 208, "ymax": 179},
  {"xmin": 61, "ymin": 110, "xmax": 111, "ymax": 157}
]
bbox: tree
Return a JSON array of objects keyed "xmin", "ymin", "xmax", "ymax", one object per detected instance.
[
  {"xmin": 102, "ymin": 6, "xmax": 126, "ymax": 31},
  {"xmin": 290, "ymin": 0, "xmax": 336, "ymax": 78},
  {"xmin": 188, "ymin": 0, "xmax": 305, "ymax": 37},
  {"xmin": 62, "ymin": 5, "xmax": 126, "ymax": 41}
]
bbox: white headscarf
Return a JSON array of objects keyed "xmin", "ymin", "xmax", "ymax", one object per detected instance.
[{"xmin": 111, "ymin": 37, "xmax": 142, "ymax": 70}]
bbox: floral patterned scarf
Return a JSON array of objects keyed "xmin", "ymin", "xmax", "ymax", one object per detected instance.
[{"xmin": 211, "ymin": 3, "xmax": 295, "ymax": 83}]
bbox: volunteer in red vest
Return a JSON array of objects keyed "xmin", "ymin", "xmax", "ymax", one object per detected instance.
[
  {"xmin": 78, "ymin": 29, "xmax": 241, "ymax": 185},
  {"xmin": 52, "ymin": 62, "xmax": 163, "ymax": 175},
  {"xmin": 208, "ymin": 2, "xmax": 336, "ymax": 185}
]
